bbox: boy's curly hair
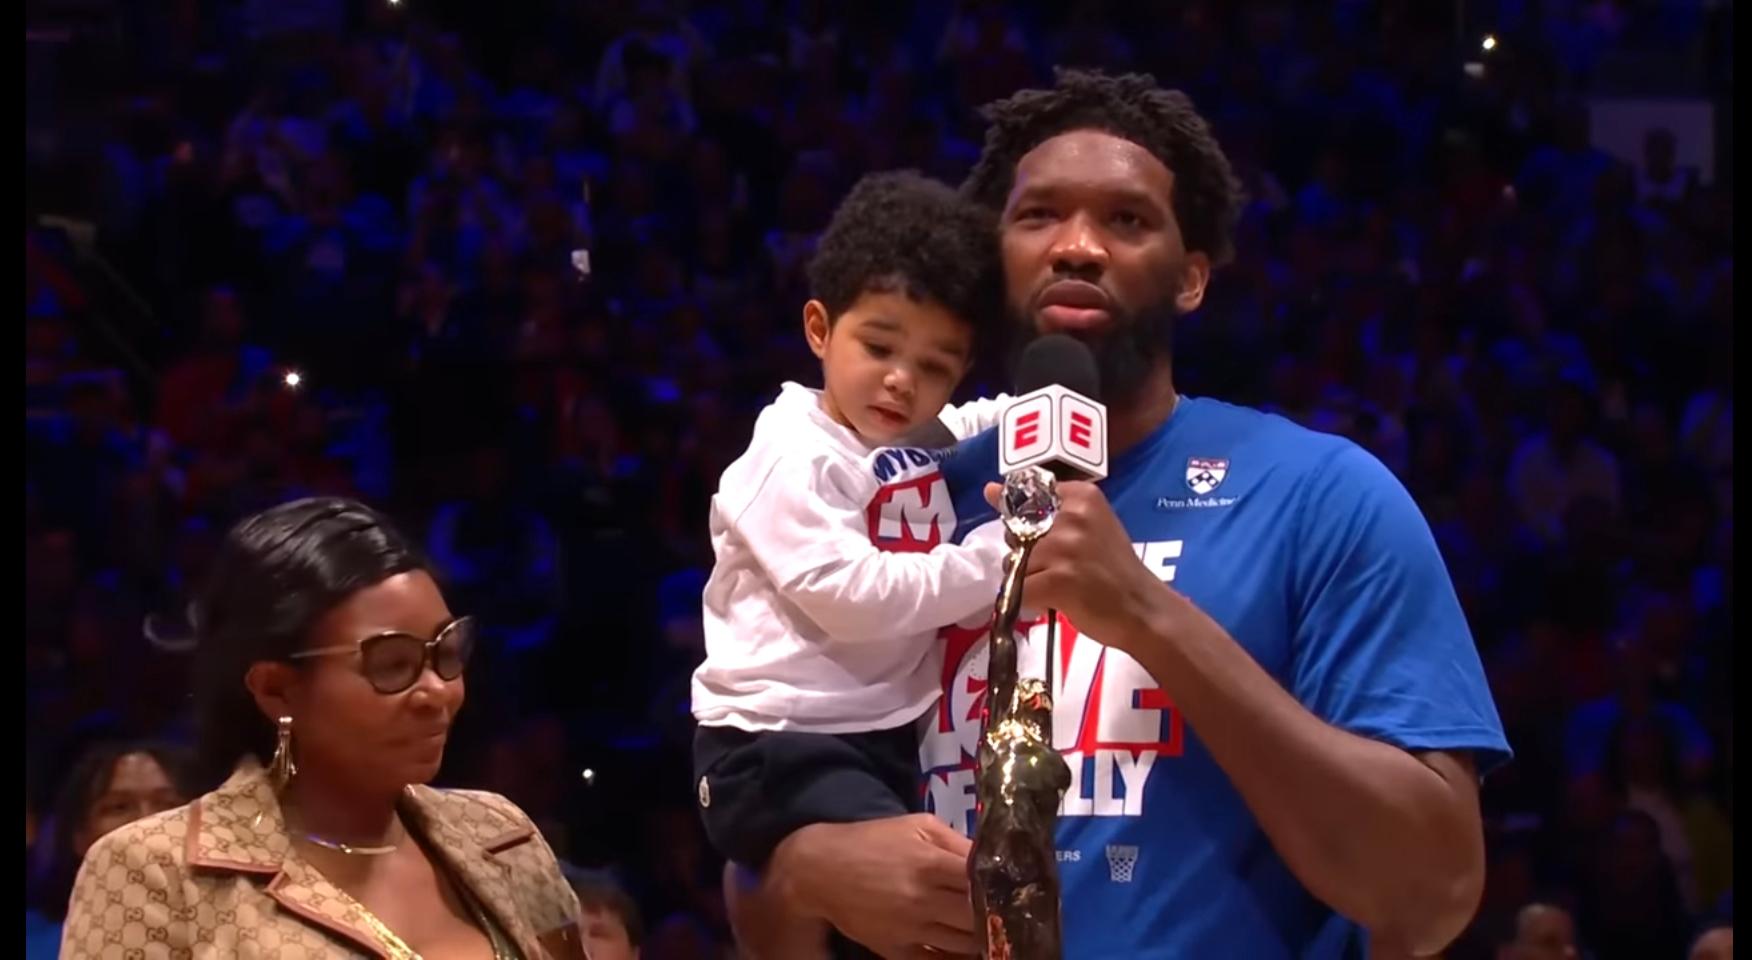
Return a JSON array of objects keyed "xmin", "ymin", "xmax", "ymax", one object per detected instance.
[
  {"xmin": 807, "ymin": 170, "xmax": 1003, "ymax": 342},
  {"xmin": 962, "ymin": 68, "xmax": 1245, "ymax": 267}
]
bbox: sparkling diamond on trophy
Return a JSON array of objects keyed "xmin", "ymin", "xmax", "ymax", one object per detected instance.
[{"xmin": 1002, "ymin": 466, "xmax": 1059, "ymax": 540}]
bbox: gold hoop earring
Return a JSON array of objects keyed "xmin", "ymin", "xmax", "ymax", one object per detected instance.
[{"xmin": 269, "ymin": 715, "xmax": 297, "ymax": 790}]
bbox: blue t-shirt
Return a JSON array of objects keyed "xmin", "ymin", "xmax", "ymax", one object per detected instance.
[{"xmin": 901, "ymin": 396, "xmax": 1510, "ymax": 959}]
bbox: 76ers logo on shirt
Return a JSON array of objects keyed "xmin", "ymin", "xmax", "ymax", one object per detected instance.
[{"xmin": 1185, "ymin": 457, "xmax": 1228, "ymax": 495}]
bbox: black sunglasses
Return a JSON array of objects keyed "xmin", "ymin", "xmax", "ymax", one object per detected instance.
[{"xmin": 290, "ymin": 616, "xmax": 478, "ymax": 694}]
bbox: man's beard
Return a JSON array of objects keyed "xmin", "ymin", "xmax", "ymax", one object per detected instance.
[{"xmin": 1007, "ymin": 299, "xmax": 1178, "ymax": 403}]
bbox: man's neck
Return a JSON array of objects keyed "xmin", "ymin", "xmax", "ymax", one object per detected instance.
[{"xmin": 1108, "ymin": 363, "xmax": 1180, "ymax": 458}]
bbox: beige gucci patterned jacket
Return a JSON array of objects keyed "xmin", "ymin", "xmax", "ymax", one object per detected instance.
[{"xmin": 61, "ymin": 761, "xmax": 585, "ymax": 959}]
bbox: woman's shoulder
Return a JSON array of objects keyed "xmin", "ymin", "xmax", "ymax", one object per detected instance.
[
  {"xmin": 405, "ymin": 785, "xmax": 577, "ymax": 926},
  {"xmin": 69, "ymin": 802, "xmax": 198, "ymax": 933},
  {"xmin": 407, "ymin": 785, "xmax": 543, "ymax": 848},
  {"xmin": 80, "ymin": 802, "xmax": 196, "ymax": 872}
]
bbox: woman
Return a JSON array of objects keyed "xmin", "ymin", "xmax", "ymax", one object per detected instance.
[
  {"xmin": 62, "ymin": 497, "xmax": 585, "ymax": 959},
  {"xmin": 27, "ymin": 741, "xmax": 192, "ymax": 959}
]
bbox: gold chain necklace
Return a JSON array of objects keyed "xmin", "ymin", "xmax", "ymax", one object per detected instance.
[{"xmin": 301, "ymin": 833, "xmax": 399, "ymax": 856}]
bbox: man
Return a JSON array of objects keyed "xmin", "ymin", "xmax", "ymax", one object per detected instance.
[
  {"xmin": 1690, "ymin": 924, "xmax": 1733, "ymax": 960},
  {"xmin": 569, "ymin": 872, "xmax": 643, "ymax": 960},
  {"xmin": 1499, "ymin": 903, "xmax": 1580, "ymax": 960},
  {"xmin": 730, "ymin": 68, "xmax": 1509, "ymax": 959}
]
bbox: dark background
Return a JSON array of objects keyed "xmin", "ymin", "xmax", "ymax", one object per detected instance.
[{"xmin": 24, "ymin": 1, "xmax": 1733, "ymax": 956}]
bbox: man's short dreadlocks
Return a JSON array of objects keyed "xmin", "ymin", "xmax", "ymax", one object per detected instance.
[
  {"xmin": 962, "ymin": 68, "xmax": 1246, "ymax": 267},
  {"xmin": 807, "ymin": 170, "xmax": 1002, "ymax": 338}
]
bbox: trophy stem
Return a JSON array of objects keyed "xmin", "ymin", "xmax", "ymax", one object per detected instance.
[{"xmin": 968, "ymin": 533, "xmax": 1072, "ymax": 960}]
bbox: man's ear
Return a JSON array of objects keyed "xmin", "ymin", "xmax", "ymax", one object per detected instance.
[{"xmin": 1176, "ymin": 252, "xmax": 1212, "ymax": 314}]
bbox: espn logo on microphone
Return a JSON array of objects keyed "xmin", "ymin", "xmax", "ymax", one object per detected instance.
[{"xmin": 998, "ymin": 385, "xmax": 1108, "ymax": 480}]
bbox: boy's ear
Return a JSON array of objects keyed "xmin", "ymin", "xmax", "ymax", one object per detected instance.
[{"xmin": 803, "ymin": 300, "xmax": 832, "ymax": 360}]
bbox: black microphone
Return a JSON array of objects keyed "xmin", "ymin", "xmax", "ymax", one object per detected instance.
[{"xmin": 1016, "ymin": 334, "xmax": 1102, "ymax": 404}]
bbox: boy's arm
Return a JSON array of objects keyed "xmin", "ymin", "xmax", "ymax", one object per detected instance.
[
  {"xmin": 935, "ymin": 394, "xmax": 1011, "ymax": 441},
  {"xmin": 727, "ymin": 460, "xmax": 1005, "ymax": 643}
]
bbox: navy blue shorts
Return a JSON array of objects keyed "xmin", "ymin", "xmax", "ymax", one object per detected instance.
[{"xmin": 691, "ymin": 720, "xmax": 924, "ymax": 869}]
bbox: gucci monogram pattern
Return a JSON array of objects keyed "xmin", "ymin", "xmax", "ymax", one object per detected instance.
[
  {"xmin": 404, "ymin": 788, "xmax": 581, "ymax": 942},
  {"xmin": 62, "ymin": 763, "xmax": 582, "ymax": 960}
]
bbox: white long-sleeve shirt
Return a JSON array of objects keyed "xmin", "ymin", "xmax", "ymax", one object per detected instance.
[{"xmin": 691, "ymin": 382, "xmax": 1008, "ymax": 733}]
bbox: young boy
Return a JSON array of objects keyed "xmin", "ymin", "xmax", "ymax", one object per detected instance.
[{"xmin": 690, "ymin": 172, "xmax": 1009, "ymax": 883}]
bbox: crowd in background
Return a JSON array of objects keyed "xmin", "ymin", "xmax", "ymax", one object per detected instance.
[{"xmin": 24, "ymin": 1, "xmax": 1733, "ymax": 956}]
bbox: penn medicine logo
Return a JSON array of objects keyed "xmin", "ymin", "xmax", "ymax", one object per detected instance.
[{"xmin": 1185, "ymin": 457, "xmax": 1228, "ymax": 495}]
